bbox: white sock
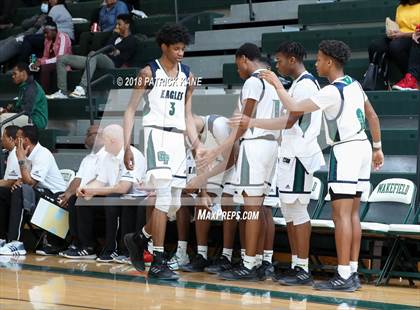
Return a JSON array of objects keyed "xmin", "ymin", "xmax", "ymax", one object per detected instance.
[
  {"xmin": 350, "ymin": 261, "xmax": 358, "ymax": 274},
  {"xmin": 291, "ymin": 254, "xmax": 298, "ymax": 269},
  {"xmin": 243, "ymin": 255, "xmax": 255, "ymax": 270},
  {"xmin": 337, "ymin": 265, "xmax": 352, "ymax": 280},
  {"xmin": 263, "ymin": 250, "xmax": 273, "ymax": 263},
  {"xmin": 222, "ymin": 248, "xmax": 233, "ymax": 262},
  {"xmin": 154, "ymin": 246, "xmax": 164, "ymax": 254},
  {"xmin": 147, "ymin": 240, "xmax": 153, "ymax": 253},
  {"xmin": 296, "ymin": 257, "xmax": 309, "ymax": 272},
  {"xmin": 241, "ymin": 249, "xmax": 246, "ymax": 260},
  {"xmin": 255, "ymin": 254, "xmax": 263, "ymax": 267},
  {"xmin": 142, "ymin": 227, "xmax": 151, "ymax": 239},
  {"xmin": 176, "ymin": 241, "xmax": 188, "ymax": 257},
  {"xmin": 197, "ymin": 245, "xmax": 208, "ymax": 260}
]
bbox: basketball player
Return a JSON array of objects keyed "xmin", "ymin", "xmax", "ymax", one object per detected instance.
[
  {"xmin": 231, "ymin": 41, "xmax": 324, "ymax": 285},
  {"xmin": 259, "ymin": 40, "xmax": 384, "ymax": 291},
  {"xmin": 122, "ymin": 24, "xmax": 203, "ymax": 280},
  {"xmin": 198, "ymin": 43, "xmax": 281, "ymax": 281}
]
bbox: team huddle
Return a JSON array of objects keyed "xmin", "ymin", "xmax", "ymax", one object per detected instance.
[{"xmin": 122, "ymin": 24, "xmax": 384, "ymax": 292}]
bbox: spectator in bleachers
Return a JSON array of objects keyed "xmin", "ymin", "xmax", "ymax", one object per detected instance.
[
  {"xmin": 57, "ymin": 124, "xmax": 106, "ymax": 254},
  {"xmin": 77, "ymin": 0, "xmax": 128, "ymax": 57},
  {"xmin": 0, "ymin": 125, "xmax": 20, "ymax": 242},
  {"xmin": 0, "ymin": 125, "xmax": 67, "ymax": 256},
  {"xmin": 0, "ymin": 63, "xmax": 48, "ymax": 130},
  {"xmin": 368, "ymin": 0, "xmax": 420, "ymax": 91},
  {"xmin": 19, "ymin": 0, "xmax": 74, "ymax": 64},
  {"xmin": 0, "ymin": 0, "xmax": 17, "ymax": 30},
  {"xmin": 48, "ymin": 14, "xmax": 137, "ymax": 99},
  {"xmin": 62, "ymin": 124, "xmax": 146, "ymax": 261},
  {"xmin": 31, "ymin": 20, "xmax": 72, "ymax": 94},
  {"xmin": 0, "ymin": 1, "xmax": 49, "ymax": 65}
]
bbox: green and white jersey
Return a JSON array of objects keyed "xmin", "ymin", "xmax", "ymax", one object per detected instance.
[
  {"xmin": 142, "ymin": 59, "xmax": 190, "ymax": 131},
  {"xmin": 311, "ymin": 75, "xmax": 368, "ymax": 145},
  {"xmin": 280, "ymin": 71, "xmax": 324, "ymax": 173},
  {"xmin": 239, "ymin": 69, "xmax": 281, "ymax": 140}
]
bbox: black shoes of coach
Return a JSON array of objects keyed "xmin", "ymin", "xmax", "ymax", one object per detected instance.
[
  {"xmin": 313, "ymin": 272, "xmax": 358, "ymax": 292},
  {"xmin": 148, "ymin": 252, "xmax": 179, "ymax": 281},
  {"xmin": 124, "ymin": 232, "xmax": 148, "ymax": 272},
  {"xmin": 180, "ymin": 254, "xmax": 209, "ymax": 272},
  {"xmin": 204, "ymin": 255, "xmax": 232, "ymax": 274},
  {"xmin": 278, "ymin": 266, "xmax": 313, "ymax": 286},
  {"xmin": 218, "ymin": 262, "xmax": 259, "ymax": 281}
]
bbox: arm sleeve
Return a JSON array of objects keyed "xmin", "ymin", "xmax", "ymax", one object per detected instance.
[
  {"xmin": 30, "ymin": 154, "xmax": 51, "ymax": 183},
  {"xmin": 20, "ymin": 83, "xmax": 37, "ymax": 115},
  {"xmin": 44, "ymin": 33, "xmax": 69, "ymax": 64},
  {"xmin": 115, "ymin": 36, "xmax": 137, "ymax": 65}
]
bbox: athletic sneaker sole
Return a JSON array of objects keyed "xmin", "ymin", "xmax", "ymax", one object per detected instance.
[
  {"xmin": 61, "ymin": 254, "xmax": 97, "ymax": 260},
  {"xmin": 278, "ymin": 279, "xmax": 313, "ymax": 286},
  {"xmin": 148, "ymin": 273, "xmax": 180, "ymax": 281},
  {"xmin": 0, "ymin": 251, "xmax": 26, "ymax": 256}
]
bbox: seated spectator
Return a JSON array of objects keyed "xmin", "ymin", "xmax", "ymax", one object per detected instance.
[
  {"xmin": 57, "ymin": 124, "xmax": 106, "ymax": 254},
  {"xmin": 62, "ymin": 124, "xmax": 146, "ymax": 261},
  {"xmin": 394, "ymin": 24, "xmax": 420, "ymax": 90},
  {"xmin": 19, "ymin": 0, "xmax": 74, "ymax": 63},
  {"xmin": 0, "ymin": 0, "xmax": 17, "ymax": 30},
  {"xmin": 0, "ymin": 125, "xmax": 67, "ymax": 256},
  {"xmin": 368, "ymin": 0, "xmax": 420, "ymax": 90},
  {"xmin": 0, "ymin": 63, "xmax": 48, "ymax": 130},
  {"xmin": 77, "ymin": 0, "xmax": 129, "ymax": 57},
  {"xmin": 0, "ymin": 1, "xmax": 48, "ymax": 65},
  {"xmin": 31, "ymin": 20, "xmax": 72, "ymax": 93},
  {"xmin": 48, "ymin": 14, "xmax": 137, "ymax": 99}
]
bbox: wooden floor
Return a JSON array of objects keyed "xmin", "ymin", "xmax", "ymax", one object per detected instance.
[{"xmin": 0, "ymin": 255, "xmax": 419, "ymax": 310}]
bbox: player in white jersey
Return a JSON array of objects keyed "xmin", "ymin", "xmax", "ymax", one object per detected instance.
[
  {"xmin": 122, "ymin": 24, "xmax": 203, "ymax": 280},
  {"xmin": 260, "ymin": 40, "xmax": 384, "ymax": 292},
  {"xmin": 198, "ymin": 43, "xmax": 281, "ymax": 281}
]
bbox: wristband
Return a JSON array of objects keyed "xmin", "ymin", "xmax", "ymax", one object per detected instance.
[{"xmin": 372, "ymin": 141, "xmax": 382, "ymax": 149}]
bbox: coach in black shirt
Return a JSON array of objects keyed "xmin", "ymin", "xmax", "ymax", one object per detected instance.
[{"xmin": 50, "ymin": 14, "xmax": 137, "ymax": 99}]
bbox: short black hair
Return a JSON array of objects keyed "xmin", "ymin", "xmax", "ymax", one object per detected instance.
[
  {"xmin": 235, "ymin": 43, "xmax": 261, "ymax": 61},
  {"xmin": 117, "ymin": 14, "xmax": 132, "ymax": 26},
  {"xmin": 400, "ymin": 0, "xmax": 420, "ymax": 5},
  {"xmin": 276, "ymin": 41, "xmax": 307, "ymax": 62},
  {"xmin": 319, "ymin": 40, "xmax": 351, "ymax": 66},
  {"xmin": 156, "ymin": 23, "xmax": 190, "ymax": 47},
  {"xmin": 20, "ymin": 125, "xmax": 39, "ymax": 145},
  {"xmin": 14, "ymin": 62, "xmax": 31, "ymax": 76},
  {"xmin": 44, "ymin": 19, "xmax": 57, "ymax": 30},
  {"xmin": 4, "ymin": 125, "xmax": 19, "ymax": 139}
]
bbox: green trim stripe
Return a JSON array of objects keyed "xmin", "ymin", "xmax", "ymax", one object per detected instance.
[
  {"xmin": 328, "ymin": 149, "xmax": 338, "ymax": 182},
  {"xmin": 1, "ymin": 263, "xmax": 418, "ymax": 310},
  {"xmin": 293, "ymin": 159, "xmax": 306, "ymax": 193},
  {"xmin": 146, "ymin": 131, "xmax": 156, "ymax": 170},
  {"xmin": 239, "ymin": 149, "xmax": 251, "ymax": 186}
]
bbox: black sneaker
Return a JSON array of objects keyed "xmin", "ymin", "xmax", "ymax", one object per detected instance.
[
  {"xmin": 218, "ymin": 262, "xmax": 259, "ymax": 281},
  {"xmin": 205, "ymin": 255, "xmax": 232, "ymax": 274},
  {"xmin": 352, "ymin": 272, "xmax": 362, "ymax": 290},
  {"xmin": 272, "ymin": 267, "xmax": 297, "ymax": 282},
  {"xmin": 61, "ymin": 247, "xmax": 97, "ymax": 260},
  {"xmin": 59, "ymin": 243, "xmax": 77, "ymax": 257},
  {"xmin": 35, "ymin": 244, "xmax": 63, "ymax": 256},
  {"xmin": 124, "ymin": 232, "xmax": 149, "ymax": 272},
  {"xmin": 278, "ymin": 266, "xmax": 313, "ymax": 286},
  {"xmin": 180, "ymin": 254, "xmax": 209, "ymax": 272},
  {"xmin": 313, "ymin": 272, "xmax": 358, "ymax": 292},
  {"xmin": 256, "ymin": 261, "xmax": 274, "ymax": 280},
  {"xmin": 96, "ymin": 250, "xmax": 119, "ymax": 262},
  {"xmin": 148, "ymin": 252, "xmax": 179, "ymax": 281}
]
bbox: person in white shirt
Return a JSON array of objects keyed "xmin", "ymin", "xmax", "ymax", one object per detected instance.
[
  {"xmin": 0, "ymin": 125, "xmax": 67, "ymax": 256},
  {"xmin": 58, "ymin": 124, "xmax": 106, "ymax": 258},
  {"xmin": 0, "ymin": 125, "xmax": 20, "ymax": 244},
  {"xmin": 259, "ymin": 40, "xmax": 384, "ymax": 292},
  {"xmin": 67, "ymin": 124, "xmax": 146, "ymax": 262},
  {"xmin": 230, "ymin": 41, "xmax": 325, "ymax": 285}
]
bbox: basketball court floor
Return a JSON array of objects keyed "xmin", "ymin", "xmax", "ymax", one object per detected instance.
[{"xmin": 0, "ymin": 255, "xmax": 418, "ymax": 309}]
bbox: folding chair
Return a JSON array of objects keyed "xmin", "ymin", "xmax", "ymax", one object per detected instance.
[{"xmin": 360, "ymin": 178, "xmax": 418, "ymax": 285}]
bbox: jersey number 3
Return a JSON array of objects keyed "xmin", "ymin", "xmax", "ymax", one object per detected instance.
[{"xmin": 169, "ymin": 102, "xmax": 176, "ymax": 116}]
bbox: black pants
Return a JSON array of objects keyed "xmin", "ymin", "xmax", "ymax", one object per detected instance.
[
  {"xmin": 368, "ymin": 36, "xmax": 420, "ymax": 79},
  {"xmin": 0, "ymin": 186, "xmax": 61, "ymax": 242},
  {"xmin": 19, "ymin": 33, "xmax": 45, "ymax": 63},
  {"xmin": 66, "ymin": 195, "xmax": 79, "ymax": 242}
]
